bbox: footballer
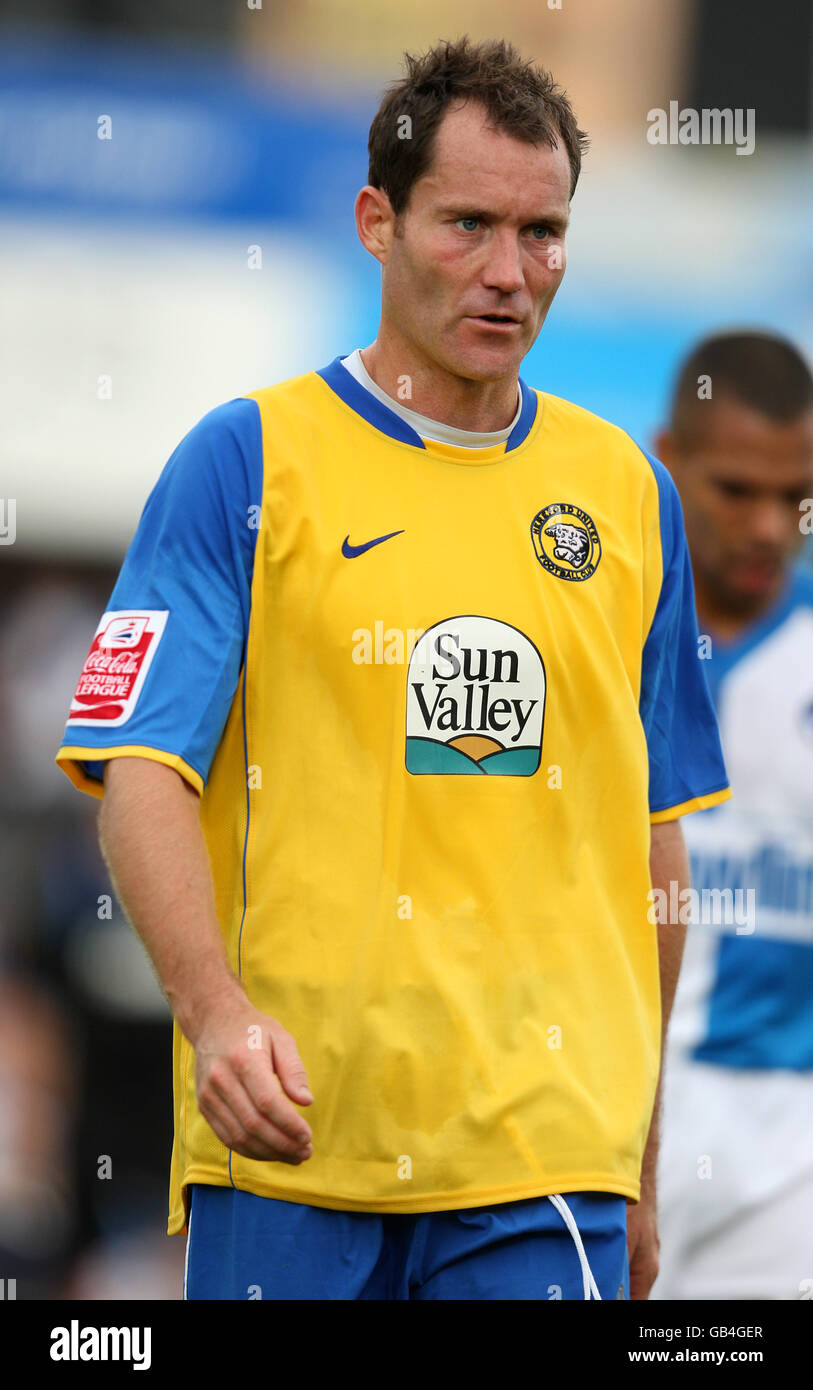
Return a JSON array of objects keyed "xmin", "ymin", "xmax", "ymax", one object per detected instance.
[{"xmin": 56, "ymin": 37, "xmax": 729, "ymax": 1301}]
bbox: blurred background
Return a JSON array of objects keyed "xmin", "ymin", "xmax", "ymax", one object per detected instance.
[{"xmin": 0, "ymin": 0, "xmax": 811, "ymax": 1299}]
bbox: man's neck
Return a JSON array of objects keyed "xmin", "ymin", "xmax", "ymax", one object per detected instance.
[
  {"xmin": 360, "ymin": 335, "xmax": 520, "ymax": 434},
  {"xmin": 694, "ymin": 576, "xmax": 789, "ymax": 644},
  {"xmin": 343, "ymin": 350, "xmax": 520, "ymax": 447}
]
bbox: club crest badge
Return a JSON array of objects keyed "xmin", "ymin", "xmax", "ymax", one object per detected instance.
[{"xmin": 531, "ymin": 503, "xmax": 601, "ymax": 582}]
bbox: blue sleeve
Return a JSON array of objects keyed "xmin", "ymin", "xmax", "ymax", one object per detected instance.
[
  {"xmin": 638, "ymin": 447, "xmax": 729, "ymax": 817},
  {"xmin": 59, "ymin": 397, "xmax": 263, "ymax": 790}
]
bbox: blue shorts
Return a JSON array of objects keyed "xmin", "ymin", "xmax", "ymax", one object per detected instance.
[{"xmin": 184, "ymin": 1184, "xmax": 630, "ymax": 1300}]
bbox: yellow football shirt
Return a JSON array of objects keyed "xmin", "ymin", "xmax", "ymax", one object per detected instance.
[{"xmin": 56, "ymin": 356, "xmax": 730, "ymax": 1234}]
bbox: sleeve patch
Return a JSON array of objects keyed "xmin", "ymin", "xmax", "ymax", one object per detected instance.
[{"xmin": 66, "ymin": 610, "xmax": 169, "ymax": 727}]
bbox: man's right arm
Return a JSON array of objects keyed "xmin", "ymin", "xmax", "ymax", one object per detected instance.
[{"xmin": 99, "ymin": 756, "xmax": 314, "ymax": 1166}]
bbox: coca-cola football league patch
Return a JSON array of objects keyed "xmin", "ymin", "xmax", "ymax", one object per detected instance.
[{"xmin": 66, "ymin": 611, "xmax": 168, "ymax": 726}]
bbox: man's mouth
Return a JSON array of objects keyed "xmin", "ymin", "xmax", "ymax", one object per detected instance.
[
  {"xmin": 468, "ymin": 313, "xmax": 522, "ymax": 329},
  {"xmin": 729, "ymin": 555, "xmax": 783, "ymax": 596}
]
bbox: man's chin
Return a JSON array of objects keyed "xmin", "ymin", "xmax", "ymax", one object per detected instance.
[
  {"xmin": 722, "ymin": 570, "xmax": 786, "ymax": 615},
  {"xmin": 443, "ymin": 338, "xmax": 526, "ymax": 383}
]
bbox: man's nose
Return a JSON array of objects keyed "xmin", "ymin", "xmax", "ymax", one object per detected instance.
[
  {"xmin": 482, "ymin": 232, "xmax": 524, "ymax": 293},
  {"xmin": 750, "ymin": 497, "xmax": 794, "ymax": 548}
]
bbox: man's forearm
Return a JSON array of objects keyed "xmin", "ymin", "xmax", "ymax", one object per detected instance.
[
  {"xmin": 99, "ymin": 756, "xmax": 314, "ymax": 1165},
  {"xmin": 643, "ymin": 817, "xmax": 691, "ymax": 1195},
  {"xmin": 99, "ymin": 757, "xmax": 246, "ymax": 1043}
]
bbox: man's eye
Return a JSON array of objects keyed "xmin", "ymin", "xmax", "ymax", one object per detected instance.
[
  {"xmin": 456, "ymin": 217, "xmax": 480, "ymax": 232},
  {"xmin": 530, "ymin": 225, "xmax": 550, "ymax": 239},
  {"xmin": 718, "ymin": 482, "xmax": 749, "ymax": 499}
]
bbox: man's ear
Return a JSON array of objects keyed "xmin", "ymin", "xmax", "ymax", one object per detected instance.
[{"xmin": 355, "ymin": 185, "xmax": 397, "ymax": 265}]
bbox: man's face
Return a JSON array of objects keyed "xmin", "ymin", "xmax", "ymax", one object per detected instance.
[
  {"xmin": 661, "ymin": 396, "xmax": 813, "ymax": 615},
  {"xmin": 378, "ymin": 100, "xmax": 571, "ymax": 382}
]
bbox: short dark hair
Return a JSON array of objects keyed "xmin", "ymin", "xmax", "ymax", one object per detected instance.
[
  {"xmin": 367, "ymin": 35, "xmax": 588, "ymax": 218},
  {"xmin": 670, "ymin": 330, "xmax": 813, "ymax": 445}
]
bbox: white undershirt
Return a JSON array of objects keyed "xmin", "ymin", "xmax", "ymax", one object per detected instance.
[{"xmin": 340, "ymin": 349, "xmax": 522, "ymax": 448}]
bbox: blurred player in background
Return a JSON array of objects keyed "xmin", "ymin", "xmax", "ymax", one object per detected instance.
[{"xmin": 651, "ymin": 330, "xmax": 813, "ymax": 1300}]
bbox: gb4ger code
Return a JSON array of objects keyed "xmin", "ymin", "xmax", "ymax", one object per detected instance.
[{"xmin": 640, "ymin": 1328, "xmax": 763, "ymax": 1341}]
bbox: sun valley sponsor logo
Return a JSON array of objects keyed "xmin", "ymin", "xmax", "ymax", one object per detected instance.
[
  {"xmin": 405, "ymin": 615, "xmax": 545, "ymax": 775},
  {"xmin": 66, "ymin": 610, "xmax": 168, "ymax": 726}
]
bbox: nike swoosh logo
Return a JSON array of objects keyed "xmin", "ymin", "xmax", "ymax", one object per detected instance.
[{"xmin": 342, "ymin": 530, "xmax": 404, "ymax": 558}]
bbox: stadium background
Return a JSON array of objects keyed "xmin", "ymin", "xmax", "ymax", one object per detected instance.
[{"xmin": 0, "ymin": 0, "xmax": 811, "ymax": 1298}]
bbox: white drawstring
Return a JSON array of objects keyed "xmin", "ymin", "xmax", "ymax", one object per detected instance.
[
  {"xmin": 183, "ymin": 1196, "xmax": 193, "ymax": 1300},
  {"xmin": 547, "ymin": 1194, "xmax": 602, "ymax": 1300}
]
